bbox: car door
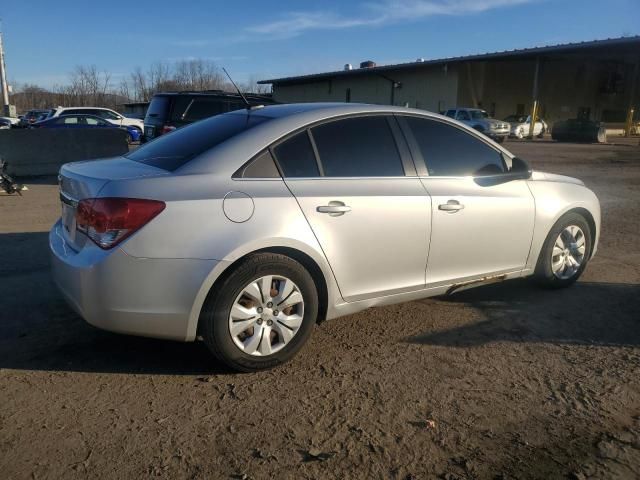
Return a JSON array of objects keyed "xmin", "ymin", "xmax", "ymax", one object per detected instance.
[
  {"xmin": 273, "ymin": 115, "xmax": 432, "ymax": 302},
  {"xmin": 399, "ymin": 115, "xmax": 535, "ymax": 286}
]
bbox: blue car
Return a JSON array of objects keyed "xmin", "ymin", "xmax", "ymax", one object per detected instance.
[{"xmin": 31, "ymin": 114, "xmax": 141, "ymax": 143}]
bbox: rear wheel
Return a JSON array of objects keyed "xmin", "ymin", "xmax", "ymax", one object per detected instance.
[
  {"xmin": 534, "ymin": 212, "xmax": 592, "ymax": 288},
  {"xmin": 200, "ymin": 253, "xmax": 318, "ymax": 372}
]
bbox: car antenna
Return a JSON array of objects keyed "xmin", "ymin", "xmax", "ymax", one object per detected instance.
[{"xmin": 222, "ymin": 67, "xmax": 252, "ymax": 110}]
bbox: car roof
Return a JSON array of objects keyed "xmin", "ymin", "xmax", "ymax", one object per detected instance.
[
  {"xmin": 58, "ymin": 106, "xmax": 110, "ymax": 110},
  {"xmin": 181, "ymin": 102, "xmax": 474, "ymax": 174},
  {"xmin": 228, "ymin": 102, "xmax": 431, "ymax": 119}
]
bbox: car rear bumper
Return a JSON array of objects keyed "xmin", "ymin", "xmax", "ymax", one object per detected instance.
[{"xmin": 50, "ymin": 220, "xmax": 218, "ymax": 341}]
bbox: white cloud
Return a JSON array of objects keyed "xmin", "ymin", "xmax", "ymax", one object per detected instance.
[{"xmin": 246, "ymin": 0, "xmax": 534, "ymax": 39}]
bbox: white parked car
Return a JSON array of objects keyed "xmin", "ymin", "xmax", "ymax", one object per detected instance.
[
  {"xmin": 0, "ymin": 116, "xmax": 21, "ymax": 127},
  {"xmin": 505, "ymin": 114, "xmax": 548, "ymax": 139},
  {"xmin": 50, "ymin": 107, "xmax": 144, "ymax": 134}
]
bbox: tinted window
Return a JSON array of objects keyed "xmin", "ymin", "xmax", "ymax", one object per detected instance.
[
  {"xmin": 405, "ymin": 117, "xmax": 505, "ymax": 176},
  {"xmin": 456, "ymin": 111, "xmax": 471, "ymax": 121},
  {"xmin": 146, "ymin": 96, "xmax": 170, "ymax": 119},
  {"xmin": 183, "ymin": 99, "xmax": 225, "ymax": 122},
  {"xmin": 311, "ymin": 116, "xmax": 404, "ymax": 177},
  {"xmin": 234, "ymin": 150, "xmax": 281, "ymax": 178},
  {"xmin": 126, "ymin": 112, "xmax": 271, "ymax": 171},
  {"xmin": 445, "ymin": 110, "xmax": 456, "ymax": 118},
  {"xmin": 273, "ymin": 131, "xmax": 319, "ymax": 178},
  {"xmin": 96, "ymin": 109, "xmax": 119, "ymax": 120}
]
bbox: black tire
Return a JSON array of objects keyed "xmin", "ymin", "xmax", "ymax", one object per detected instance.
[
  {"xmin": 537, "ymin": 127, "xmax": 545, "ymax": 139},
  {"xmin": 534, "ymin": 212, "xmax": 592, "ymax": 288},
  {"xmin": 200, "ymin": 253, "xmax": 318, "ymax": 372},
  {"xmin": 495, "ymin": 136, "xmax": 506, "ymax": 144}
]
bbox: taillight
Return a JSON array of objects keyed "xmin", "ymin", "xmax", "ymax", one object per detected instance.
[
  {"xmin": 161, "ymin": 125, "xmax": 176, "ymax": 135},
  {"xmin": 76, "ymin": 198, "xmax": 165, "ymax": 249}
]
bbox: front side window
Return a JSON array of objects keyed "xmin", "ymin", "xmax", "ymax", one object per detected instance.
[
  {"xmin": 445, "ymin": 110, "xmax": 456, "ymax": 118},
  {"xmin": 404, "ymin": 117, "xmax": 506, "ymax": 177},
  {"xmin": 456, "ymin": 111, "xmax": 471, "ymax": 121},
  {"xmin": 272, "ymin": 131, "xmax": 319, "ymax": 178},
  {"xmin": 97, "ymin": 109, "xmax": 120, "ymax": 120},
  {"xmin": 62, "ymin": 117, "xmax": 79, "ymax": 124},
  {"xmin": 311, "ymin": 116, "xmax": 404, "ymax": 177}
]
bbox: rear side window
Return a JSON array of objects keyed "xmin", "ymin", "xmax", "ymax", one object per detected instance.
[
  {"xmin": 272, "ymin": 131, "xmax": 320, "ymax": 178},
  {"xmin": 126, "ymin": 112, "xmax": 271, "ymax": 171},
  {"xmin": 404, "ymin": 117, "xmax": 506, "ymax": 176},
  {"xmin": 234, "ymin": 150, "xmax": 281, "ymax": 179},
  {"xmin": 311, "ymin": 116, "xmax": 404, "ymax": 177}
]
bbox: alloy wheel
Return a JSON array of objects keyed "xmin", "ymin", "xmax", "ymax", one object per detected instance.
[
  {"xmin": 551, "ymin": 225, "xmax": 586, "ymax": 280},
  {"xmin": 228, "ymin": 275, "xmax": 304, "ymax": 356}
]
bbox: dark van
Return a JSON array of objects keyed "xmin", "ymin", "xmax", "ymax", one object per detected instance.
[{"xmin": 143, "ymin": 91, "xmax": 274, "ymax": 141}]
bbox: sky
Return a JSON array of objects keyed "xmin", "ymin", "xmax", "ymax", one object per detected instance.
[{"xmin": 1, "ymin": 0, "xmax": 639, "ymax": 89}]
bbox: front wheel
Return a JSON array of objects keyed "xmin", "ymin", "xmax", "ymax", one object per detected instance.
[
  {"xmin": 534, "ymin": 212, "xmax": 592, "ymax": 288},
  {"xmin": 516, "ymin": 128, "xmax": 525, "ymax": 139},
  {"xmin": 200, "ymin": 253, "xmax": 318, "ymax": 372}
]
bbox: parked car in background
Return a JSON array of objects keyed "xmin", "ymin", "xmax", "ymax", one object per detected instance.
[
  {"xmin": 49, "ymin": 107, "xmax": 144, "ymax": 135},
  {"xmin": 18, "ymin": 109, "xmax": 53, "ymax": 128},
  {"xmin": 31, "ymin": 114, "xmax": 141, "ymax": 143},
  {"xmin": 0, "ymin": 118, "xmax": 12, "ymax": 129},
  {"xmin": 552, "ymin": 118, "xmax": 607, "ymax": 143},
  {"xmin": 444, "ymin": 108, "xmax": 510, "ymax": 143},
  {"xmin": 0, "ymin": 116, "xmax": 21, "ymax": 127},
  {"xmin": 143, "ymin": 91, "xmax": 274, "ymax": 141},
  {"xmin": 505, "ymin": 114, "xmax": 548, "ymax": 139},
  {"xmin": 51, "ymin": 103, "xmax": 600, "ymax": 372}
]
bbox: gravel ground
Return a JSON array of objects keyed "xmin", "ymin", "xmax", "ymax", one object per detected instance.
[{"xmin": 1, "ymin": 140, "xmax": 639, "ymax": 480}]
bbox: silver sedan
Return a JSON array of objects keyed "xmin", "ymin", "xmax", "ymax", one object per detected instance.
[{"xmin": 50, "ymin": 103, "xmax": 601, "ymax": 371}]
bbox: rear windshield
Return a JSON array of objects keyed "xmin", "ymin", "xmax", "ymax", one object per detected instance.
[
  {"xmin": 126, "ymin": 112, "xmax": 271, "ymax": 171},
  {"xmin": 145, "ymin": 96, "xmax": 170, "ymax": 119}
]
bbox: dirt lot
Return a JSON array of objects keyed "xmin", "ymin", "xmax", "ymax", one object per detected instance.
[{"xmin": 1, "ymin": 140, "xmax": 639, "ymax": 480}]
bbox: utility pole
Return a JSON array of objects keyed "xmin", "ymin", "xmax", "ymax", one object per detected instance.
[{"xmin": 0, "ymin": 27, "xmax": 11, "ymax": 116}]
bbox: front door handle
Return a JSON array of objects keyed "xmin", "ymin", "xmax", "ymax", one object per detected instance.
[
  {"xmin": 438, "ymin": 200, "xmax": 465, "ymax": 213},
  {"xmin": 317, "ymin": 201, "xmax": 351, "ymax": 216}
]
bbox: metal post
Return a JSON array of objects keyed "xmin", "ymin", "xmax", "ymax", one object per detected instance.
[
  {"xmin": 528, "ymin": 57, "xmax": 541, "ymax": 139},
  {"xmin": 0, "ymin": 31, "xmax": 10, "ymax": 116},
  {"xmin": 625, "ymin": 60, "xmax": 639, "ymax": 137}
]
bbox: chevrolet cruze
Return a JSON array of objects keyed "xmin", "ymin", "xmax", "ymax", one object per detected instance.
[{"xmin": 50, "ymin": 103, "xmax": 600, "ymax": 372}]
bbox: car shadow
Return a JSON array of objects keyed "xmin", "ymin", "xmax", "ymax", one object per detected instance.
[
  {"xmin": 407, "ymin": 279, "xmax": 640, "ymax": 348},
  {"xmin": 0, "ymin": 231, "xmax": 232, "ymax": 375}
]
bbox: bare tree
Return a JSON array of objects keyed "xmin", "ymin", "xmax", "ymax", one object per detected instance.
[{"xmin": 11, "ymin": 58, "xmax": 271, "ymax": 113}]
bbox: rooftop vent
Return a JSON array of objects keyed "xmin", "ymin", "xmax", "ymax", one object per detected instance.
[
  {"xmin": 359, "ymin": 60, "xmax": 376, "ymax": 69},
  {"xmin": 344, "ymin": 63, "xmax": 353, "ymax": 71}
]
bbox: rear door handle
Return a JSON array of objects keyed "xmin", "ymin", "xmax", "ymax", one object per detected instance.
[
  {"xmin": 438, "ymin": 200, "xmax": 465, "ymax": 212},
  {"xmin": 317, "ymin": 202, "xmax": 351, "ymax": 216}
]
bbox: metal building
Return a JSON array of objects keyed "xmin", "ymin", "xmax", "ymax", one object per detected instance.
[{"xmin": 259, "ymin": 36, "xmax": 640, "ymax": 133}]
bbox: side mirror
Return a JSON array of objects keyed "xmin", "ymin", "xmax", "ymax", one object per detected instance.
[{"xmin": 510, "ymin": 157, "xmax": 532, "ymax": 179}]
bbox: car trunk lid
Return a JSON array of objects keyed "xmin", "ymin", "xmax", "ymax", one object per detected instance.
[{"xmin": 58, "ymin": 156, "xmax": 169, "ymax": 250}]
